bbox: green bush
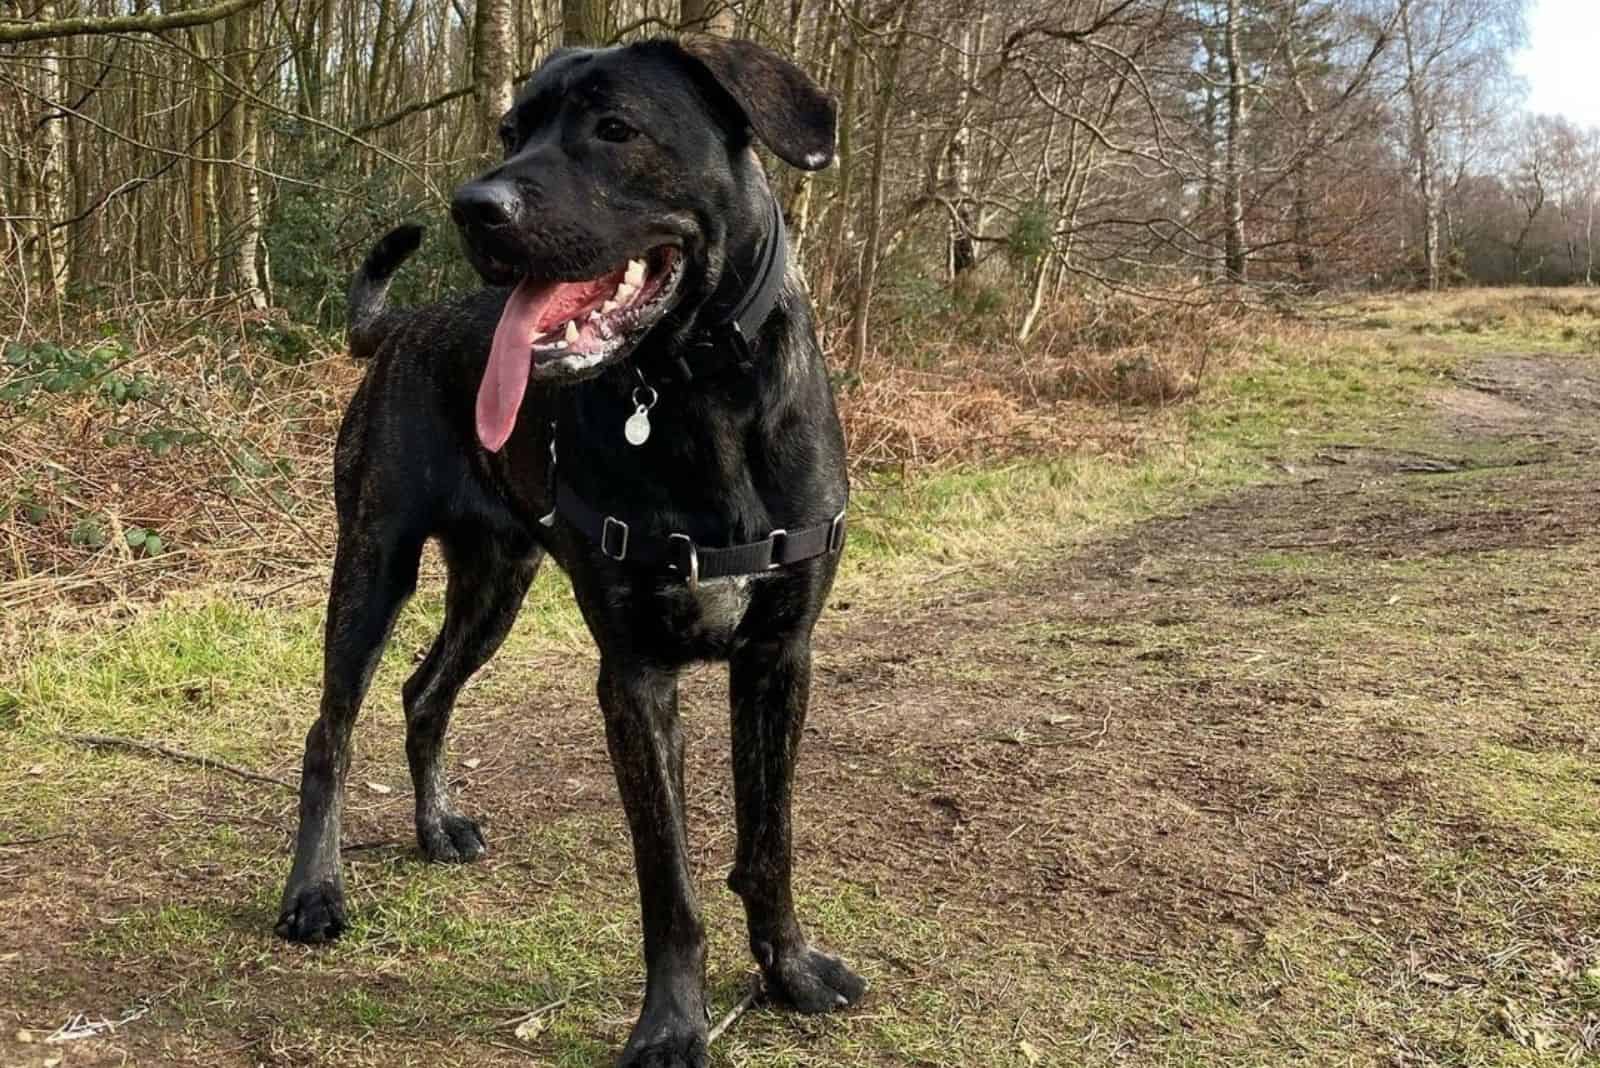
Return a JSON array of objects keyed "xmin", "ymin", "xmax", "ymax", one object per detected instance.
[
  {"xmin": 1, "ymin": 339, "xmax": 155, "ymax": 408},
  {"xmin": 264, "ymin": 163, "xmax": 478, "ymax": 330}
]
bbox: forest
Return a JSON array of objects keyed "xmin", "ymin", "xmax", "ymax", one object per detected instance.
[
  {"xmin": 7, "ymin": 3, "xmax": 1600, "ymax": 1066},
  {"xmin": 3, "ymin": 0, "xmax": 1593, "ymax": 351}
]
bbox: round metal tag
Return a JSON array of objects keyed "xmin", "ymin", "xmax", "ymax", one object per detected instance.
[{"xmin": 624, "ymin": 407, "xmax": 651, "ymax": 446}]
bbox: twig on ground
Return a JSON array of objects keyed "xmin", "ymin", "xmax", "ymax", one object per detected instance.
[
  {"xmin": 344, "ymin": 839, "xmax": 404, "ymax": 852},
  {"xmin": 0, "ymin": 833, "xmax": 70, "ymax": 848},
  {"xmin": 468, "ymin": 998, "xmax": 569, "ymax": 1037},
  {"xmin": 707, "ymin": 977, "xmax": 762, "ymax": 1045},
  {"xmin": 43, "ymin": 1004, "xmax": 149, "ymax": 1043},
  {"xmin": 63, "ymin": 732, "xmax": 295, "ymax": 789}
]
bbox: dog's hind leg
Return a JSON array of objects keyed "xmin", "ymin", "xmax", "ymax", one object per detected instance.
[
  {"xmin": 403, "ymin": 534, "xmax": 539, "ymax": 863},
  {"xmin": 727, "ymin": 634, "xmax": 866, "ymax": 1013},
  {"xmin": 598, "ymin": 660, "xmax": 709, "ymax": 1068},
  {"xmin": 278, "ymin": 528, "xmax": 424, "ymax": 943}
]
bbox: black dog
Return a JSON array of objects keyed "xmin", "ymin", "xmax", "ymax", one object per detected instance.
[{"xmin": 275, "ymin": 35, "xmax": 864, "ymax": 1067}]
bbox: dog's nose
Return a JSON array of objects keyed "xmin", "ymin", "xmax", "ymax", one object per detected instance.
[{"xmin": 450, "ymin": 182, "xmax": 519, "ymax": 231}]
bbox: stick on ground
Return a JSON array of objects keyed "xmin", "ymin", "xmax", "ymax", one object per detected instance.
[
  {"xmin": 707, "ymin": 980, "xmax": 762, "ymax": 1045},
  {"xmin": 63, "ymin": 732, "xmax": 296, "ymax": 789}
]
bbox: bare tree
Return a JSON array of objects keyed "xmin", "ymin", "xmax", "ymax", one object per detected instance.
[
  {"xmin": 681, "ymin": 0, "xmax": 736, "ymax": 35},
  {"xmin": 1395, "ymin": 0, "xmax": 1525, "ymax": 289},
  {"xmin": 563, "ymin": 0, "xmax": 608, "ymax": 47},
  {"xmin": 476, "ymin": 0, "xmax": 516, "ymax": 152}
]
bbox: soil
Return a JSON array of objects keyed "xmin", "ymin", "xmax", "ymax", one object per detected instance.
[{"xmin": 4, "ymin": 353, "xmax": 1599, "ymax": 1066}]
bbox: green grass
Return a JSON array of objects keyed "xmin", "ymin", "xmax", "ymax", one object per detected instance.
[
  {"xmin": 4, "ymin": 298, "xmax": 1600, "ymax": 1065},
  {"xmin": 1464, "ymin": 745, "xmax": 1600, "ymax": 860}
]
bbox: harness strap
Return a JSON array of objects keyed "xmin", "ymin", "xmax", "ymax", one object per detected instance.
[{"xmin": 554, "ymin": 479, "xmax": 844, "ymax": 588}]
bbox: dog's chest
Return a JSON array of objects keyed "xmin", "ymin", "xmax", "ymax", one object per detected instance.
[
  {"xmin": 682, "ymin": 575, "xmax": 755, "ymax": 637},
  {"xmin": 621, "ymin": 573, "xmax": 762, "ymax": 656}
]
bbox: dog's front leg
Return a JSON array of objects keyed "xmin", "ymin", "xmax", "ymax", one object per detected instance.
[
  {"xmin": 598, "ymin": 659, "xmax": 708, "ymax": 1068},
  {"xmin": 728, "ymin": 635, "xmax": 866, "ymax": 1013},
  {"xmin": 277, "ymin": 532, "xmax": 420, "ymax": 943}
]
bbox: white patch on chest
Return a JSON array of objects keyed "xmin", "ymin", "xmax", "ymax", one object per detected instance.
[{"xmin": 691, "ymin": 574, "xmax": 754, "ymax": 630}]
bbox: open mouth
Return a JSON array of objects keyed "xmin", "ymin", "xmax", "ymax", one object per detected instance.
[
  {"xmin": 476, "ymin": 246, "xmax": 683, "ymax": 452},
  {"xmin": 525, "ymin": 247, "xmax": 681, "ymax": 365}
]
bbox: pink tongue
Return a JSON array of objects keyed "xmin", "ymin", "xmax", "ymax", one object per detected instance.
[{"xmin": 476, "ymin": 278, "xmax": 558, "ymax": 452}]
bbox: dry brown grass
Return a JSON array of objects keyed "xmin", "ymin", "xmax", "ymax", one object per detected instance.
[
  {"xmin": 837, "ymin": 294, "xmax": 1287, "ymax": 469},
  {"xmin": 1, "ymin": 305, "xmax": 353, "ymax": 611},
  {"xmin": 1343, "ymin": 285, "xmax": 1600, "ymax": 348},
  {"xmin": 1, "ymin": 291, "xmax": 1298, "ymax": 611}
]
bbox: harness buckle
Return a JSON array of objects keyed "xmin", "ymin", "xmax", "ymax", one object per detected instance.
[
  {"xmin": 828, "ymin": 511, "xmax": 847, "ymax": 554},
  {"xmin": 668, "ymin": 532, "xmax": 700, "ymax": 590},
  {"xmin": 725, "ymin": 320, "xmax": 755, "ymax": 371},
  {"xmin": 601, "ymin": 516, "xmax": 630, "ymax": 561},
  {"xmin": 766, "ymin": 529, "xmax": 788, "ymax": 569}
]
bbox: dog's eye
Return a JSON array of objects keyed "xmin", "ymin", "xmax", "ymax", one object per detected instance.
[{"xmin": 595, "ymin": 117, "xmax": 637, "ymax": 144}]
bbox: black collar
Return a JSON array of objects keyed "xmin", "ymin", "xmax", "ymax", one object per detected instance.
[{"xmin": 649, "ymin": 191, "xmax": 788, "ymax": 385}]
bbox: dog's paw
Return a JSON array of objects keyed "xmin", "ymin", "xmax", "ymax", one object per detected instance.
[
  {"xmin": 617, "ymin": 1001, "xmax": 707, "ymax": 1068},
  {"xmin": 418, "ymin": 812, "xmax": 487, "ymax": 864},
  {"xmin": 617, "ymin": 1031, "xmax": 707, "ymax": 1068},
  {"xmin": 761, "ymin": 944, "xmax": 867, "ymax": 1014},
  {"xmin": 276, "ymin": 880, "xmax": 347, "ymax": 943}
]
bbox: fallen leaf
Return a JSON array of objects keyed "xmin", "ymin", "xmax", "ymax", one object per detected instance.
[
  {"xmin": 364, "ymin": 782, "xmax": 393, "ymax": 795},
  {"xmin": 462, "ymin": 758, "xmax": 482, "ymax": 770},
  {"xmin": 514, "ymin": 1014, "xmax": 546, "ymax": 1042},
  {"xmin": 1018, "ymin": 1039, "xmax": 1041, "ymax": 1065}
]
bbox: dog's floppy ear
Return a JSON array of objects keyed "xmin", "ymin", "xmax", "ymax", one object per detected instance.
[{"xmin": 674, "ymin": 34, "xmax": 837, "ymax": 171}]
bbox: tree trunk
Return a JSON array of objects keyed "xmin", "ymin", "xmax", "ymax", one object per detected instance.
[
  {"xmin": 223, "ymin": 6, "xmax": 266, "ymax": 308},
  {"xmin": 1221, "ymin": 0, "xmax": 1246, "ymax": 284},
  {"xmin": 681, "ymin": 0, "xmax": 734, "ymax": 35},
  {"xmin": 848, "ymin": 6, "xmax": 907, "ymax": 365},
  {"xmin": 562, "ymin": 0, "xmax": 606, "ymax": 47},
  {"xmin": 1284, "ymin": 39, "xmax": 1319, "ymax": 286},
  {"xmin": 365, "ymin": 0, "xmax": 395, "ymax": 123},
  {"xmin": 818, "ymin": 0, "xmax": 865, "ymax": 303},
  {"xmin": 1586, "ymin": 196, "xmax": 1595, "ymax": 286},
  {"xmin": 1198, "ymin": 24, "xmax": 1220, "ymax": 280},
  {"xmin": 1401, "ymin": 6, "xmax": 1439, "ymax": 291},
  {"xmin": 234, "ymin": 101, "xmax": 266, "ymax": 308},
  {"xmin": 1018, "ymin": 81, "xmax": 1066, "ymax": 344},
  {"xmin": 475, "ymin": 0, "xmax": 516, "ymax": 152},
  {"xmin": 945, "ymin": 16, "xmax": 977, "ymax": 283},
  {"xmin": 37, "ymin": 1, "xmax": 71, "ymax": 300}
]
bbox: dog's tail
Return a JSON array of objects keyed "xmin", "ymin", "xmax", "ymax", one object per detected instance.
[{"xmin": 347, "ymin": 224, "xmax": 423, "ymax": 360}]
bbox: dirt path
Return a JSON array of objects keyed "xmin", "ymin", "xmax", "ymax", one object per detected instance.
[{"xmin": 4, "ymin": 350, "xmax": 1599, "ymax": 1066}]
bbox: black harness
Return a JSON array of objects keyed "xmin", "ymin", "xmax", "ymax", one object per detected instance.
[{"xmin": 547, "ymin": 194, "xmax": 845, "ymax": 588}]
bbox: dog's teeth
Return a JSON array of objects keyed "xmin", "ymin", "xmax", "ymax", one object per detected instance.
[
  {"xmin": 625, "ymin": 259, "xmax": 646, "ymax": 287},
  {"xmin": 564, "ymin": 320, "xmax": 580, "ymax": 343},
  {"xmin": 616, "ymin": 282, "xmax": 636, "ymax": 302},
  {"xmin": 600, "ymin": 299, "xmax": 619, "ymax": 313}
]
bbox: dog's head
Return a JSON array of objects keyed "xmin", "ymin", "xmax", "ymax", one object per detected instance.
[{"xmin": 451, "ymin": 36, "xmax": 835, "ymax": 452}]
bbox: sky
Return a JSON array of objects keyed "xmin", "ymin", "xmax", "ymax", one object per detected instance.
[{"xmin": 1513, "ymin": 0, "xmax": 1600, "ymax": 127}]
